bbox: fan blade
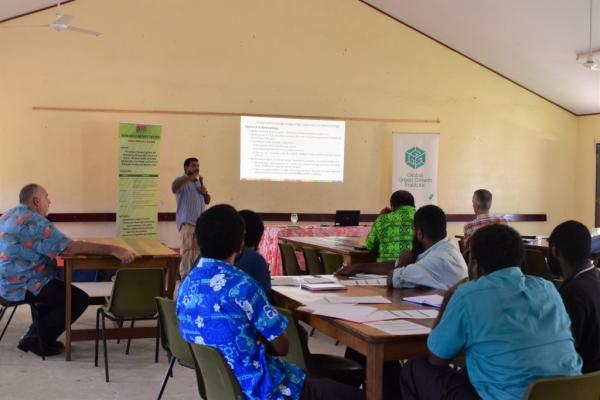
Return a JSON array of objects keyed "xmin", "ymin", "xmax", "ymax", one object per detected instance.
[
  {"xmin": 55, "ymin": 14, "xmax": 74, "ymax": 25},
  {"xmin": 66, "ymin": 26, "xmax": 102, "ymax": 36},
  {"xmin": 0, "ymin": 24, "xmax": 48, "ymax": 28}
]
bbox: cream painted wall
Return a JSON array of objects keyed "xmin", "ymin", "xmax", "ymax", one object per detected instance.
[
  {"xmin": 576, "ymin": 115, "xmax": 600, "ymax": 228},
  {"xmin": 0, "ymin": 0, "xmax": 579, "ymax": 244}
]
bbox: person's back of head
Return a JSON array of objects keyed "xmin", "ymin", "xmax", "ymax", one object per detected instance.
[
  {"xmin": 473, "ymin": 189, "xmax": 493, "ymax": 212},
  {"xmin": 238, "ymin": 209, "xmax": 264, "ymax": 250},
  {"xmin": 470, "ymin": 224, "xmax": 524, "ymax": 275},
  {"xmin": 19, "ymin": 183, "xmax": 40, "ymax": 205},
  {"xmin": 195, "ymin": 204, "xmax": 245, "ymax": 260},
  {"xmin": 549, "ymin": 220, "xmax": 591, "ymax": 268},
  {"xmin": 390, "ymin": 190, "xmax": 415, "ymax": 209},
  {"xmin": 413, "ymin": 205, "xmax": 447, "ymax": 241}
]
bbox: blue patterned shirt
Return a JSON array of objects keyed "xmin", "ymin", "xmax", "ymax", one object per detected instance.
[
  {"xmin": 176, "ymin": 258, "xmax": 305, "ymax": 400},
  {"xmin": 0, "ymin": 205, "xmax": 71, "ymax": 301}
]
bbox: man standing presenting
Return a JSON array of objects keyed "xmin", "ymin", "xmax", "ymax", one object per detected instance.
[
  {"xmin": 172, "ymin": 157, "xmax": 210, "ymax": 278},
  {"xmin": 0, "ymin": 184, "xmax": 135, "ymax": 357}
]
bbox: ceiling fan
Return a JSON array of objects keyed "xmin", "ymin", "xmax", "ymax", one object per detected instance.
[
  {"xmin": 6, "ymin": 1, "xmax": 102, "ymax": 36},
  {"xmin": 579, "ymin": 0, "xmax": 599, "ymax": 70}
]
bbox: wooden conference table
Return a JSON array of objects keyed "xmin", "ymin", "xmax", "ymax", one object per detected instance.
[
  {"xmin": 279, "ymin": 235, "xmax": 376, "ymax": 265},
  {"xmin": 61, "ymin": 237, "xmax": 180, "ymax": 361},
  {"xmin": 272, "ymin": 284, "xmax": 441, "ymax": 400}
]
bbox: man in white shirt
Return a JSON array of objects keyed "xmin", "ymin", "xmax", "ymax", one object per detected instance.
[{"xmin": 338, "ymin": 205, "xmax": 467, "ymax": 290}]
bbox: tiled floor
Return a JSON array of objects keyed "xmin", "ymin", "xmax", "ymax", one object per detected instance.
[{"xmin": 0, "ymin": 304, "xmax": 344, "ymax": 400}]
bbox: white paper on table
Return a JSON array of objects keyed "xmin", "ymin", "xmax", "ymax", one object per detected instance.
[
  {"xmin": 298, "ymin": 304, "xmax": 398, "ymax": 323},
  {"xmin": 340, "ymin": 278, "xmax": 387, "ymax": 287},
  {"xmin": 324, "ymin": 295, "xmax": 391, "ymax": 304},
  {"xmin": 402, "ymin": 294, "xmax": 444, "ymax": 308},
  {"xmin": 352, "ymin": 273, "xmax": 388, "ymax": 279},
  {"xmin": 303, "ymin": 276, "xmax": 336, "ymax": 284},
  {"xmin": 365, "ymin": 319, "xmax": 432, "ymax": 335},
  {"xmin": 271, "ymin": 276, "xmax": 300, "ymax": 286},
  {"xmin": 390, "ymin": 309, "xmax": 439, "ymax": 319}
]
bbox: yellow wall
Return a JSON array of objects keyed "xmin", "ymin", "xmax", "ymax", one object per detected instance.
[
  {"xmin": 0, "ymin": 0, "xmax": 580, "ymax": 244},
  {"xmin": 576, "ymin": 115, "xmax": 600, "ymax": 227}
]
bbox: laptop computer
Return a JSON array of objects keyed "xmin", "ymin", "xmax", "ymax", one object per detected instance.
[{"xmin": 334, "ymin": 210, "xmax": 360, "ymax": 226}]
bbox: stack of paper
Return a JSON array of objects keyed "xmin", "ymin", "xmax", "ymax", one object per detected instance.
[
  {"xmin": 304, "ymin": 277, "xmax": 336, "ymax": 284},
  {"xmin": 301, "ymin": 283, "xmax": 347, "ymax": 291},
  {"xmin": 298, "ymin": 304, "xmax": 438, "ymax": 323},
  {"xmin": 271, "ymin": 276, "xmax": 300, "ymax": 286},
  {"xmin": 340, "ymin": 278, "xmax": 387, "ymax": 287},
  {"xmin": 323, "ymin": 295, "xmax": 391, "ymax": 304},
  {"xmin": 365, "ymin": 319, "xmax": 432, "ymax": 335},
  {"xmin": 402, "ymin": 294, "xmax": 444, "ymax": 308}
]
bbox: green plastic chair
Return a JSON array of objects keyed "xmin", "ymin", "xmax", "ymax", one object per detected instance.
[
  {"xmin": 302, "ymin": 247, "xmax": 324, "ymax": 275},
  {"xmin": 320, "ymin": 252, "xmax": 344, "ymax": 275},
  {"xmin": 94, "ymin": 268, "xmax": 164, "ymax": 382},
  {"xmin": 523, "ymin": 371, "xmax": 600, "ymax": 399},
  {"xmin": 279, "ymin": 243, "xmax": 305, "ymax": 275},
  {"xmin": 189, "ymin": 343, "xmax": 245, "ymax": 400},
  {"xmin": 276, "ymin": 307, "xmax": 364, "ymax": 387},
  {"xmin": 523, "ymin": 249, "xmax": 552, "ymax": 281},
  {"xmin": 154, "ymin": 297, "xmax": 195, "ymax": 400}
]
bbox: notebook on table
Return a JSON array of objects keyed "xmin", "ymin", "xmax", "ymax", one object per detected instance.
[
  {"xmin": 402, "ymin": 294, "xmax": 444, "ymax": 308},
  {"xmin": 301, "ymin": 283, "xmax": 347, "ymax": 292}
]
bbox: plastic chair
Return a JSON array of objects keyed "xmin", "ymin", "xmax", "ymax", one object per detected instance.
[
  {"xmin": 189, "ymin": 343, "xmax": 245, "ymax": 400},
  {"xmin": 320, "ymin": 252, "xmax": 344, "ymax": 275},
  {"xmin": 523, "ymin": 249, "xmax": 552, "ymax": 280},
  {"xmin": 302, "ymin": 247, "xmax": 324, "ymax": 275},
  {"xmin": 523, "ymin": 371, "xmax": 600, "ymax": 399},
  {"xmin": 94, "ymin": 268, "xmax": 164, "ymax": 382},
  {"xmin": 154, "ymin": 297, "xmax": 195, "ymax": 400},
  {"xmin": 0, "ymin": 297, "xmax": 45, "ymax": 359},
  {"xmin": 279, "ymin": 243, "xmax": 305, "ymax": 275},
  {"xmin": 276, "ymin": 307, "xmax": 365, "ymax": 387}
]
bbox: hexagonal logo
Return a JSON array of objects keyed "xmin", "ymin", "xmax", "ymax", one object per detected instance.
[{"xmin": 405, "ymin": 146, "xmax": 426, "ymax": 169}]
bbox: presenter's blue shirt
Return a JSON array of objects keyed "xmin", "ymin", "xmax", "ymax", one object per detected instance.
[
  {"xmin": 176, "ymin": 257, "xmax": 305, "ymax": 400},
  {"xmin": 0, "ymin": 205, "xmax": 71, "ymax": 301},
  {"xmin": 428, "ymin": 267, "xmax": 582, "ymax": 400}
]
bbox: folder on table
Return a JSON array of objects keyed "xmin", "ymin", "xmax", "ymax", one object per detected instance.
[{"xmin": 301, "ymin": 283, "xmax": 347, "ymax": 292}]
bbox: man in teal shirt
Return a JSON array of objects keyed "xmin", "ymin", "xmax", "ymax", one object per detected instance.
[
  {"xmin": 365, "ymin": 190, "xmax": 415, "ymax": 262},
  {"xmin": 401, "ymin": 224, "xmax": 581, "ymax": 400}
]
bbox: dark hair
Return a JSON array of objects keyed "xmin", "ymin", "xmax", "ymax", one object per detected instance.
[
  {"xmin": 19, "ymin": 184, "xmax": 40, "ymax": 204},
  {"xmin": 413, "ymin": 205, "xmax": 446, "ymax": 241},
  {"xmin": 195, "ymin": 204, "xmax": 245, "ymax": 260},
  {"xmin": 549, "ymin": 220, "xmax": 591, "ymax": 266},
  {"xmin": 390, "ymin": 190, "xmax": 415, "ymax": 209},
  {"xmin": 184, "ymin": 157, "xmax": 199, "ymax": 169},
  {"xmin": 238, "ymin": 210, "xmax": 264, "ymax": 250},
  {"xmin": 470, "ymin": 224, "xmax": 524, "ymax": 274},
  {"xmin": 473, "ymin": 189, "xmax": 492, "ymax": 210}
]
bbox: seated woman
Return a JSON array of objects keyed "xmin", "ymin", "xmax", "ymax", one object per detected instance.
[{"xmin": 235, "ymin": 209, "xmax": 271, "ymax": 295}]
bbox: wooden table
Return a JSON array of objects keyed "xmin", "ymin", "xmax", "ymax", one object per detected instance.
[
  {"xmin": 272, "ymin": 284, "xmax": 440, "ymax": 400},
  {"xmin": 279, "ymin": 236, "xmax": 376, "ymax": 265},
  {"xmin": 61, "ymin": 237, "xmax": 180, "ymax": 361}
]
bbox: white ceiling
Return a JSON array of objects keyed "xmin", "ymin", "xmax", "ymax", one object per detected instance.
[
  {"xmin": 362, "ymin": 0, "xmax": 600, "ymax": 115},
  {"xmin": 3, "ymin": 1, "xmax": 600, "ymax": 114},
  {"xmin": 0, "ymin": 0, "xmax": 58, "ymax": 22}
]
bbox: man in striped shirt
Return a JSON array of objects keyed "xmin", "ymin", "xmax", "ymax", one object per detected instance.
[
  {"xmin": 463, "ymin": 189, "xmax": 508, "ymax": 249},
  {"xmin": 172, "ymin": 157, "xmax": 211, "ymax": 278}
]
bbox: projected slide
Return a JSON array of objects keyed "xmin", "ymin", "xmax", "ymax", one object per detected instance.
[{"xmin": 240, "ymin": 116, "xmax": 345, "ymax": 182}]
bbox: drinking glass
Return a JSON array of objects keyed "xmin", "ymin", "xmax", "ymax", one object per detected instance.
[{"xmin": 290, "ymin": 213, "xmax": 299, "ymax": 225}]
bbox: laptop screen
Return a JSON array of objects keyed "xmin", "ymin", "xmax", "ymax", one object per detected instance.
[{"xmin": 334, "ymin": 210, "xmax": 360, "ymax": 226}]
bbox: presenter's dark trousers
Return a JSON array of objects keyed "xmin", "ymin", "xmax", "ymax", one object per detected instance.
[
  {"xmin": 23, "ymin": 279, "xmax": 89, "ymax": 346},
  {"xmin": 401, "ymin": 356, "xmax": 480, "ymax": 400}
]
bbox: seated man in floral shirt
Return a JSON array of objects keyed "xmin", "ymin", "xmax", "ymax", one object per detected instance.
[
  {"xmin": 0, "ymin": 184, "xmax": 135, "ymax": 357},
  {"xmin": 176, "ymin": 204, "xmax": 364, "ymax": 400}
]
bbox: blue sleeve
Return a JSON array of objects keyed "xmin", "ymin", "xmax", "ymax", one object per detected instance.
[
  {"xmin": 240, "ymin": 277, "xmax": 287, "ymax": 342},
  {"xmin": 427, "ymin": 290, "xmax": 467, "ymax": 360}
]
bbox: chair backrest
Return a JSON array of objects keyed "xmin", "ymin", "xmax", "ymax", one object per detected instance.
[
  {"xmin": 106, "ymin": 268, "xmax": 164, "ymax": 318},
  {"xmin": 189, "ymin": 343, "xmax": 245, "ymax": 400},
  {"xmin": 523, "ymin": 371, "xmax": 600, "ymax": 400},
  {"xmin": 523, "ymin": 249, "xmax": 552, "ymax": 281},
  {"xmin": 154, "ymin": 297, "xmax": 195, "ymax": 367},
  {"xmin": 301, "ymin": 247, "xmax": 324, "ymax": 275},
  {"xmin": 275, "ymin": 307, "xmax": 309, "ymax": 371},
  {"xmin": 279, "ymin": 243, "xmax": 303, "ymax": 275},
  {"xmin": 320, "ymin": 252, "xmax": 343, "ymax": 274}
]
